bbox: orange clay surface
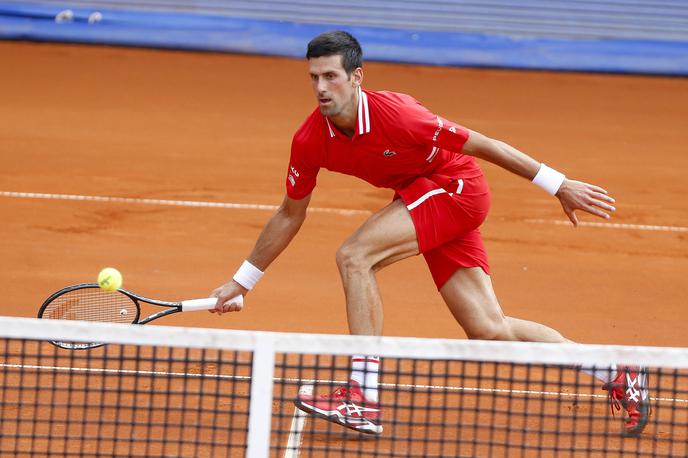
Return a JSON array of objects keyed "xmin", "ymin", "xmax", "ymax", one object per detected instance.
[{"xmin": 0, "ymin": 41, "xmax": 687, "ymax": 454}]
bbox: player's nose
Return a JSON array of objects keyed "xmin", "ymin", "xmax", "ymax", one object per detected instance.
[{"xmin": 316, "ymin": 79, "xmax": 328, "ymax": 93}]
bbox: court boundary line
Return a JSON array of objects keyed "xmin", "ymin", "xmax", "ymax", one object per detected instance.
[
  {"xmin": 2, "ymin": 191, "xmax": 686, "ymax": 232},
  {"xmin": 0, "ymin": 191, "xmax": 370, "ymax": 216},
  {"xmin": 1, "ymin": 362, "xmax": 684, "ymax": 405},
  {"xmin": 284, "ymin": 385, "xmax": 313, "ymax": 458},
  {"xmin": 525, "ymin": 218, "xmax": 688, "ymax": 233}
]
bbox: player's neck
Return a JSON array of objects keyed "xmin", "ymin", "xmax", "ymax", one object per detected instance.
[{"xmin": 329, "ymin": 90, "xmax": 359, "ymax": 138}]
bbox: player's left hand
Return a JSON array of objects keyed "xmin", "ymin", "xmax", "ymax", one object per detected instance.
[{"xmin": 555, "ymin": 179, "xmax": 616, "ymax": 226}]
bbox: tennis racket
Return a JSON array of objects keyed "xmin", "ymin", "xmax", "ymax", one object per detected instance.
[{"xmin": 37, "ymin": 282, "xmax": 241, "ymax": 350}]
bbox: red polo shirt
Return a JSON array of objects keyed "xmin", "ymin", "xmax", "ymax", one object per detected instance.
[{"xmin": 286, "ymin": 88, "xmax": 482, "ymax": 200}]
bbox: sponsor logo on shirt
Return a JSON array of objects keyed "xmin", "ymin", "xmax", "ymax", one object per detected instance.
[
  {"xmin": 290, "ymin": 166, "xmax": 300, "ymax": 177},
  {"xmin": 383, "ymin": 149, "xmax": 397, "ymax": 157},
  {"xmin": 449, "ymin": 126, "xmax": 457, "ymax": 134},
  {"xmin": 432, "ymin": 116, "xmax": 443, "ymax": 142},
  {"xmin": 288, "ymin": 175, "xmax": 296, "ymax": 186}
]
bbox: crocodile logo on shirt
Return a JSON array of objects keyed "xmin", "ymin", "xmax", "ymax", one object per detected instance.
[{"xmin": 383, "ymin": 149, "xmax": 397, "ymax": 157}]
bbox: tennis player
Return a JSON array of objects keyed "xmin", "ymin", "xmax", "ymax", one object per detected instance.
[{"xmin": 211, "ymin": 31, "xmax": 649, "ymax": 436}]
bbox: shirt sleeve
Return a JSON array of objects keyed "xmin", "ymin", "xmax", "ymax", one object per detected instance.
[
  {"xmin": 403, "ymin": 99, "xmax": 470, "ymax": 154},
  {"xmin": 286, "ymin": 137, "xmax": 320, "ymax": 200}
]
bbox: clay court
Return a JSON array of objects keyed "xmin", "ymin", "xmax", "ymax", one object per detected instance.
[{"xmin": 1, "ymin": 41, "xmax": 687, "ymax": 455}]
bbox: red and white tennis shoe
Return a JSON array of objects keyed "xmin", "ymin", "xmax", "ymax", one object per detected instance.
[
  {"xmin": 602, "ymin": 365, "xmax": 650, "ymax": 435},
  {"xmin": 294, "ymin": 380, "xmax": 383, "ymax": 435}
]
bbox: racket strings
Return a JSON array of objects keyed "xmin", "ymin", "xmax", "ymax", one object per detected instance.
[{"xmin": 42, "ymin": 289, "xmax": 138, "ymax": 324}]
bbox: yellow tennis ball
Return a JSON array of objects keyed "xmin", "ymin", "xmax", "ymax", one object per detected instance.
[{"xmin": 98, "ymin": 267, "xmax": 123, "ymax": 291}]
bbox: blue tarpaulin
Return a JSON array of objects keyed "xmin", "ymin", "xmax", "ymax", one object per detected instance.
[{"xmin": 1, "ymin": 1, "xmax": 687, "ymax": 75}]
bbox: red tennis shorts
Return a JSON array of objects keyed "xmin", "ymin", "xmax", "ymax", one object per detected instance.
[{"xmin": 396, "ymin": 173, "xmax": 491, "ymax": 289}]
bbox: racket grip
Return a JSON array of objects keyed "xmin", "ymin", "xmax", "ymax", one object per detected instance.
[{"xmin": 180, "ymin": 295, "xmax": 243, "ymax": 312}]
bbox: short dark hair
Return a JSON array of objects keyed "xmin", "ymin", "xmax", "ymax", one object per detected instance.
[{"xmin": 306, "ymin": 30, "xmax": 363, "ymax": 75}]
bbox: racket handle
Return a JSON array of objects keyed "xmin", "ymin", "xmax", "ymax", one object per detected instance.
[{"xmin": 180, "ymin": 295, "xmax": 243, "ymax": 312}]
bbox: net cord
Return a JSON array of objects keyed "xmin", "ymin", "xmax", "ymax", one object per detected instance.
[{"xmin": 2, "ymin": 316, "xmax": 688, "ymax": 368}]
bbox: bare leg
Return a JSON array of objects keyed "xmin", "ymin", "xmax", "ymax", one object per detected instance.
[
  {"xmin": 335, "ymin": 199, "xmax": 419, "ymax": 336},
  {"xmin": 335, "ymin": 198, "xmax": 568, "ymax": 344},
  {"xmin": 334, "ymin": 200, "xmax": 578, "ymax": 412},
  {"xmin": 440, "ymin": 267, "xmax": 569, "ymax": 343}
]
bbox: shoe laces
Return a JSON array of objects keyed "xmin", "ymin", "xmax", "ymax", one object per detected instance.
[
  {"xmin": 602, "ymin": 382, "xmax": 624, "ymax": 416},
  {"xmin": 332, "ymin": 386, "xmax": 349, "ymax": 398}
]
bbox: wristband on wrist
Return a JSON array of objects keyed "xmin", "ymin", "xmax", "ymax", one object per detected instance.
[
  {"xmin": 232, "ymin": 260, "xmax": 264, "ymax": 290},
  {"xmin": 532, "ymin": 163, "xmax": 565, "ymax": 195}
]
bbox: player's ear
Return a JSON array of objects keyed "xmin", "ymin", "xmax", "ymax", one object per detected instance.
[{"xmin": 351, "ymin": 67, "xmax": 363, "ymax": 87}]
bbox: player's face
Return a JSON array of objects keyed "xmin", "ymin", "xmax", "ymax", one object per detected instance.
[{"xmin": 308, "ymin": 55, "xmax": 361, "ymax": 118}]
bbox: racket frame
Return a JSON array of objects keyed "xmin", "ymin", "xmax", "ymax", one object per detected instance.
[{"xmin": 37, "ymin": 283, "xmax": 225, "ymax": 350}]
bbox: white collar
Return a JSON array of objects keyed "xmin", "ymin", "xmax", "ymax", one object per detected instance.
[{"xmin": 356, "ymin": 86, "xmax": 371, "ymax": 135}]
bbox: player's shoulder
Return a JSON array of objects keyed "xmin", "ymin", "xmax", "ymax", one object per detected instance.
[
  {"xmin": 292, "ymin": 108, "xmax": 325, "ymax": 146},
  {"xmin": 291, "ymin": 108, "xmax": 326, "ymax": 165},
  {"xmin": 366, "ymin": 90, "xmax": 430, "ymax": 133},
  {"xmin": 367, "ymin": 90, "xmax": 422, "ymax": 109},
  {"xmin": 366, "ymin": 90, "xmax": 428, "ymax": 123}
]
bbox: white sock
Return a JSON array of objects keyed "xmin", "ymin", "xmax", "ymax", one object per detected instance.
[
  {"xmin": 579, "ymin": 365, "xmax": 616, "ymax": 383},
  {"xmin": 350, "ymin": 355, "xmax": 380, "ymax": 403}
]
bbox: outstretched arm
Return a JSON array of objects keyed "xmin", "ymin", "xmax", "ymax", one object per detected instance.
[
  {"xmin": 462, "ymin": 130, "xmax": 616, "ymax": 225},
  {"xmin": 211, "ymin": 193, "xmax": 311, "ymax": 314}
]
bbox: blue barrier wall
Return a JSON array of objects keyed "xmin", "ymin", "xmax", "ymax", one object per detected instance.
[{"xmin": 1, "ymin": 1, "xmax": 687, "ymax": 75}]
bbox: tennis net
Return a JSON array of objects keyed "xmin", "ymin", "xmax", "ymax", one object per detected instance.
[{"xmin": 1, "ymin": 316, "xmax": 687, "ymax": 457}]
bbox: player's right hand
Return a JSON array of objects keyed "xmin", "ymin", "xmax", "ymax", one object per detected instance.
[{"xmin": 210, "ymin": 280, "xmax": 248, "ymax": 315}]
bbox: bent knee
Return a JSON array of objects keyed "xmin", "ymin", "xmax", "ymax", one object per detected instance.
[{"xmin": 336, "ymin": 239, "xmax": 371, "ymax": 272}]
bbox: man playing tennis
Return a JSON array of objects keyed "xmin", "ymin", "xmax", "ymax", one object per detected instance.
[{"xmin": 211, "ymin": 31, "xmax": 649, "ymax": 436}]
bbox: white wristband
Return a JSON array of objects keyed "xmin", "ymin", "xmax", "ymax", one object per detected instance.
[
  {"xmin": 232, "ymin": 260, "xmax": 264, "ymax": 290},
  {"xmin": 532, "ymin": 163, "xmax": 565, "ymax": 195}
]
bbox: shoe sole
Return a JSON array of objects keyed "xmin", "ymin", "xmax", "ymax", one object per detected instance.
[
  {"xmin": 294, "ymin": 400, "xmax": 383, "ymax": 435},
  {"xmin": 623, "ymin": 398, "xmax": 651, "ymax": 437}
]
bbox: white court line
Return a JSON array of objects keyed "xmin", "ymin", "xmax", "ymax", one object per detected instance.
[
  {"xmin": 3, "ymin": 191, "xmax": 685, "ymax": 232},
  {"xmin": 1, "ymin": 362, "xmax": 684, "ymax": 405},
  {"xmin": 526, "ymin": 218, "xmax": 688, "ymax": 233},
  {"xmin": 0, "ymin": 191, "xmax": 370, "ymax": 217},
  {"xmin": 284, "ymin": 385, "xmax": 313, "ymax": 458}
]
